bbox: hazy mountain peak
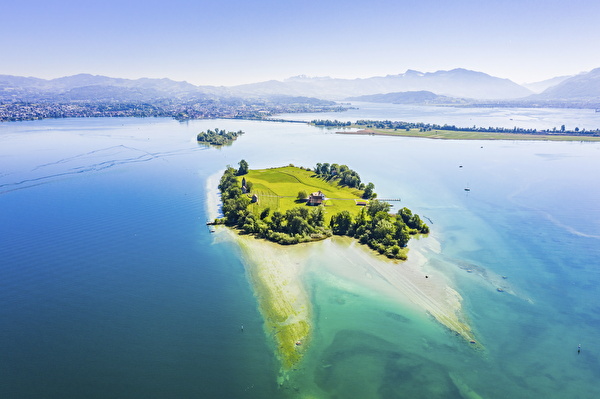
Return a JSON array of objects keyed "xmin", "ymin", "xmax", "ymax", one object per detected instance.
[
  {"xmin": 530, "ymin": 68, "xmax": 600, "ymax": 101},
  {"xmin": 523, "ymin": 75, "xmax": 574, "ymax": 93},
  {"xmin": 403, "ymin": 69, "xmax": 424, "ymax": 76},
  {"xmin": 285, "ymin": 75, "xmax": 332, "ymax": 81}
]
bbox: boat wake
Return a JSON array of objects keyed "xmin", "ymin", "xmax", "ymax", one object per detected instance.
[{"xmin": 0, "ymin": 145, "xmax": 207, "ymax": 194}]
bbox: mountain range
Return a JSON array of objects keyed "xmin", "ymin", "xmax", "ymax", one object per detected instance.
[{"xmin": 1, "ymin": 68, "xmax": 600, "ymax": 106}]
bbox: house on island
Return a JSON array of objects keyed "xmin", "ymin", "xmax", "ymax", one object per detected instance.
[{"xmin": 308, "ymin": 191, "xmax": 325, "ymax": 206}]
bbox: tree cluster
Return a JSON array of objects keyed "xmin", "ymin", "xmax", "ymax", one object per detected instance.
[
  {"xmin": 196, "ymin": 128, "xmax": 244, "ymax": 146},
  {"xmin": 330, "ymin": 201, "xmax": 429, "ymax": 260},
  {"xmin": 314, "ymin": 162, "xmax": 375, "ymax": 199},
  {"xmin": 311, "ymin": 119, "xmax": 352, "ymax": 127}
]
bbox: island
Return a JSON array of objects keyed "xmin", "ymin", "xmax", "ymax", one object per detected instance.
[
  {"xmin": 216, "ymin": 161, "xmax": 429, "ymax": 259},
  {"xmin": 209, "ymin": 160, "xmax": 478, "ymax": 377},
  {"xmin": 196, "ymin": 128, "xmax": 244, "ymax": 146}
]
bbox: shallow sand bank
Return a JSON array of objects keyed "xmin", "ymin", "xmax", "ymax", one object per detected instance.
[
  {"xmin": 313, "ymin": 236, "xmax": 476, "ymax": 344},
  {"xmin": 232, "ymin": 231, "xmax": 312, "ymax": 370}
]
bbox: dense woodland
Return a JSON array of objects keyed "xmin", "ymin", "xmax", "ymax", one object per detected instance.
[
  {"xmin": 196, "ymin": 128, "xmax": 244, "ymax": 146},
  {"xmin": 217, "ymin": 161, "xmax": 429, "ymax": 259}
]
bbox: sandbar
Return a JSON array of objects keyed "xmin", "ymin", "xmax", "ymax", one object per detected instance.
[
  {"xmin": 233, "ymin": 231, "xmax": 312, "ymax": 370},
  {"xmin": 312, "ymin": 235, "xmax": 476, "ymax": 344}
]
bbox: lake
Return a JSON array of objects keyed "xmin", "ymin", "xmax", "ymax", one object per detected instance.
[{"xmin": 1, "ymin": 107, "xmax": 599, "ymax": 398}]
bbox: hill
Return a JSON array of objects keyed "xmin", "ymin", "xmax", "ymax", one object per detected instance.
[
  {"xmin": 522, "ymin": 75, "xmax": 573, "ymax": 93},
  {"xmin": 0, "ymin": 73, "xmax": 206, "ymax": 102},
  {"xmin": 532, "ymin": 68, "xmax": 600, "ymax": 102},
  {"xmin": 346, "ymin": 90, "xmax": 466, "ymax": 105}
]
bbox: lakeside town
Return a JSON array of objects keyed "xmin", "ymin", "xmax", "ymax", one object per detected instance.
[{"xmin": 0, "ymin": 100, "xmax": 347, "ymax": 122}]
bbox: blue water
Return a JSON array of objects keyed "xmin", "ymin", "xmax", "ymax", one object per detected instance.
[{"xmin": 1, "ymin": 114, "xmax": 599, "ymax": 398}]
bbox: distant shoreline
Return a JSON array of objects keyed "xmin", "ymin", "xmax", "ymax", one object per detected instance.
[{"xmin": 335, "ymin": 128, "xmax": 600, "ymax": 141}]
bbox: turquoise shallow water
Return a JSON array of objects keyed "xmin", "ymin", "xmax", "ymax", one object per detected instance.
[{"xmin": 1, "ymin": 115, "xmax": 599, "ymax": 398}]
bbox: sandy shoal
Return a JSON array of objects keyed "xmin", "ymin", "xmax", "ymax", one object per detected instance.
[
  {"xmin": 229, "ymin": 229, "xmax": 476, "ymax": 366},
  {"xmin": 319, "ymin": 235, "xmax": 476, "ymax": 344},
  {"xmin": 232, "ymin": 231, "xmax": 312, "ymax": 370}
]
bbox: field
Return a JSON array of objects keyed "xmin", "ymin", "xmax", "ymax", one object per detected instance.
[
  {"xmin": 241, "ymin": 166, "xmax": 366, "ymax": 223},
  {"xmin": 337, "ymin": 127, "xmax": 600, "ymax": 141}
]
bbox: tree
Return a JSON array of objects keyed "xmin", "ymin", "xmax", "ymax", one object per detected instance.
[
  {"xmin": 363, "ymin": 182, "xmax": 375, "ymax": 199},
  {"xmin": 269, "ymin": 211, "xmax": 284, "ymax": 232},
  {"xmin": 260, "ymin": 207, "xmax": 270, "ymax": 220},
  {"xmin": 330, "ymin": 211, "xmax": 353, "ymax": 235},
  {"xmin": 399, "ymin": 207, "xmax": 413, "ymax": 224},
  {"xmin": 367, "ymin": 200, "xmax": 391, "ymax": 217},
  {"xmin": 373, "ymin": 220, "xmax": 394, "ymax": 240},
  {"xmin": 310, "ymin": 206, "xmax": 325, "ymax": 227},
  {"xmin": 297, "ymin": 190, "xmax": 308, "ymax": 201},
  {"xmin": 395, "ymin": 226, "xmax": 410, "ymax": 247},
  {"xmin": 237, "ymin": 159, "xmax": 249, "ymax": 175}
]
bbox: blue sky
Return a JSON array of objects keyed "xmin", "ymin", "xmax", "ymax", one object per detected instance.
[{"xmin": 2, "ymin": 0, "xmax": 599, "ymax": 86}]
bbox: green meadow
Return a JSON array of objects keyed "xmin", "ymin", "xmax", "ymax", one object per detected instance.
[{"xmin": 241, "ymin": 166, "xmax": 366, "ymax": 223}]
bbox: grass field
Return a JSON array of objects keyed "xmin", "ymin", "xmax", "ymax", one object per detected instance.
[
  {"xmin": 337, "ymin": 127, "xmax": 600, "ymax": 141},
  {"xmin": 241, "ymin": 166, "xmax": 366, "ymax": 223}
]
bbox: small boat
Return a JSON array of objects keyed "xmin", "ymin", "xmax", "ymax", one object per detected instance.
[{"xmin": 464, "ymin": 187, "xmax": 470, "ymax": 192}]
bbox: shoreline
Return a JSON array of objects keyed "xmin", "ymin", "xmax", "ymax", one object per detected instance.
[
  {"xmin": 205, "ymin": 170, "xmax": 224, "ymax": 222},
  {"xmin": 336, "ymin": 128, "xmax": 600, "ymax": 142}
]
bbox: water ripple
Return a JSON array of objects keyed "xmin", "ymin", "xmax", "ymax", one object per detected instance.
[{"xmin": 0, "ymin": 145, "xmax": 207, "ymax": 194}]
